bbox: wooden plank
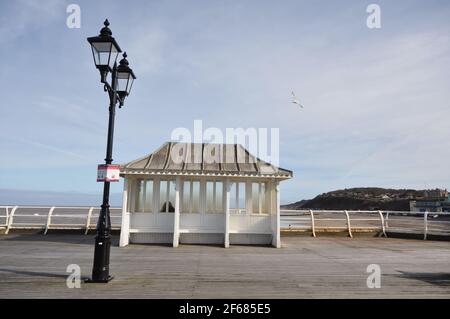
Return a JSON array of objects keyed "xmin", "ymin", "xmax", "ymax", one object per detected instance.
[{"xmin": 1, "ymin": 234, "xmax": 450, "ymax": 298}]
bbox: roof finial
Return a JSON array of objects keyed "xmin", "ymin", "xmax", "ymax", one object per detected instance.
[
  {"xmin": 119, "ymin": 52, "xmax": 129, "ymax": 66},
  {"xmin": 100, "ymin": 19, "xmax": 112, "ymax": 36}
]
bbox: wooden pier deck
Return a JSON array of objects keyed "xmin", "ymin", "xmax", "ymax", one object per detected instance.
[{"xmin": 0, "ymin": 233, "xmax": 449, "ymax": 298}]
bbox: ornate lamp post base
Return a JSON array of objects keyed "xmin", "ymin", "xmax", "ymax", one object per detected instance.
[
  {"xmin": 85, "ymin": 277, "xmax": 114, "ymax": 283},
  {"xmin": 85, "ymin": 233, "xmax": 114, "ymax": 283}
]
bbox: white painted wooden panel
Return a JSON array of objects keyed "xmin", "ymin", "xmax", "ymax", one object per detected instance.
[
  {"xmin": 130, "ymin": 233, "xmax": 172, "ymax": 244},
  {"xmin": 180, "ymin": 233, "xmax": 224, "ymax": 244},
  {"xmin": 230, "ymin": 214, "xmax": 272, "ymax": 233},
  {"xmin": 130, "ymin": 213, "xmax": 174, "ymax": 232},
  {"xmin": 180, "ymin": 214, "xmax": 224, "ymax": 232},
  {"xmin": 229, "ymin": 233, "xmax": 272, "ymax": 245}
]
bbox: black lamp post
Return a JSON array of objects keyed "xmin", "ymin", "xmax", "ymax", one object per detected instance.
[{"xmin": 86, "ymin": 19, "xmax": 136, "ymax": 283}]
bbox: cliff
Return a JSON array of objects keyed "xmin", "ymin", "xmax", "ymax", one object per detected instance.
[{"xmin": 282, "ymin": 187, "xmax": 448, "ymax": 211}]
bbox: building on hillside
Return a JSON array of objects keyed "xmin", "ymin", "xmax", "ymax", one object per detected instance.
[
  {"xmin": 410, "ymin": 194, "xmax": 450, "ymax": 212},
  {"xmin": 424, "ymin": 189, "xmax": 448, "ymax": 199},
  {"xmin": 118, "ymin": 142, "xmax": 293, "ymax": 248}
]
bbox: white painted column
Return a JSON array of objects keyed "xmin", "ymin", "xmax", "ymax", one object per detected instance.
[
  {"xmin": 119, "ymin": 179, "xmax": 130, "ymax": 247},
  {"xmin": 173, "ymin": 177, "xmax": 181, "ymax": 247},
  {"xmin": 128, "ymin": 179, "xmax": 136, "ymax": 213},
  {"xmin": 224, "ymin": 178, "xmax": 231, "ymax": 248},
  {"xmin": 271, "ymin": 181, "xmax": 281, "ymax": 248}
]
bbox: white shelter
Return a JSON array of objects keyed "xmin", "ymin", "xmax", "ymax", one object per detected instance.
[{"xmin": 119, "ymin": 142, "xmax": 292, "ymax": 248}]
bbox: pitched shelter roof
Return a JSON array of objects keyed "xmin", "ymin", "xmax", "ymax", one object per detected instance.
[{"xmin": 120, "ymin": 142, "xmax": 293, "ymax": 179}]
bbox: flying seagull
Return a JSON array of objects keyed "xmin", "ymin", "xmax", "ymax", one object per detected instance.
[{"xmin": 291, "ymin": 91, "xmax": 304, "ymax": 108}]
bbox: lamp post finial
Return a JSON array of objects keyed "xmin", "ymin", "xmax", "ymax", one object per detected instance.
[{"xmin": 100, "ymin": 19, "xmax": 112, "ymax": 36}]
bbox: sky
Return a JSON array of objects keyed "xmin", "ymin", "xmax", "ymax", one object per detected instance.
[{"xmin": 0, "ymin": 0, "xmax": 450, "ymax": 205}]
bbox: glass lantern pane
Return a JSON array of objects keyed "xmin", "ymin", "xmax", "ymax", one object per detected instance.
[
  {"xmin": 109, "ymin": 51, "xmax": 119, "ymax": 70},
  {"xmin": 91, "ymin": 42, "xmax": 112, "ymax": 66},
  {"xmin": 91, "ymin": 46, "xmax": 100, "ymax": 65},
  {"xmin": 127, "ymin": 77, "xmax": 134, "ymax": 94},
  {"xmin": 117, "ymin": 77, "xmax": 129, "ymax": 93},
  {"xmin": 92, "ymin": 42, "xmax": 112, "ymax": 52},
  {"xmin": 117, "ymin": 71, "xmax": 129, "ymax": 79},
  {"xmin": 99, "ymin": 52, "xmax": 111, "ymax": 66}
]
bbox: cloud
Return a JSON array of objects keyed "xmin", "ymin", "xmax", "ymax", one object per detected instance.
[
  {"xmin": 14, "ymin": 137, "xmax": 90, "ymax": 160},
  {"xmin": 0, "ymin": 0, "xmax": 63, "ymax": 44},
  {"xmin": 124, "ymin": 26, "xmax": 167, "ymax": 75}
]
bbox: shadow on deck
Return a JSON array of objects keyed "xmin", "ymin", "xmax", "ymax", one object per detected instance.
[{"xmin": 392, "ymin": 271, "xmax": 450, "ymax": 287}]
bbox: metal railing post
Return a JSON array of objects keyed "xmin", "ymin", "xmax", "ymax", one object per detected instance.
[
  {"xmin": 4, "ymin": 206, "xmax": 9, "ymax": 229},
  {"xmin": 85, "ymin": 207, "xmax": 94, "ymax": 235},
  {"xmin": 5, "ymin": 206, "xmax": 18, "ymax": 234},
  {"xmin": 344, "ymin": 210, "xmax": 353, "ymax": 238},
  {"xmin": 378, "ymin": 210, "xmax": 387, "ymax": 237},
  {"xmin": 310, "ymin": 210, "xmax": 316, "ymax": 237},
  {"xmin": 44, "ymin": 206, "xmax": 55, "ymax": 235},
  {"xmin": 385, "ymin": 212, "xmax": 389, "ymax": 232},
  {"xmin": 424, "ymin": 211, "xmax": 428, "ymax": 240}
]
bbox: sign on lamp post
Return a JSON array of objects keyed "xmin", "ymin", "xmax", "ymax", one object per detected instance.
[{"xmin": 97, "ymin": 164, "xmax": 121, "ymax": 182}]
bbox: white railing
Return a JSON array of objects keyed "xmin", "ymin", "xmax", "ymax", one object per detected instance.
[
  {"xmin": 0, "ymin": 206, "xmax": 121, "ymax": 234},
  {"xmin": 1, "ymin": 206, "xmax": 449, "ymax": 239},
  {"xmin": 280, "ymin": 209, "xmax": 450, "ymax": 239}
]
